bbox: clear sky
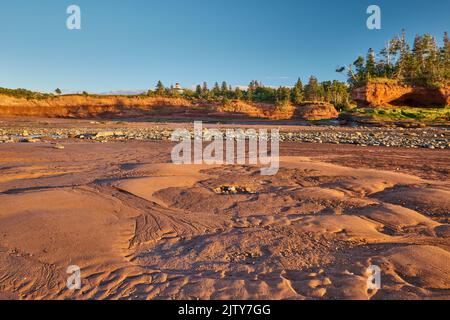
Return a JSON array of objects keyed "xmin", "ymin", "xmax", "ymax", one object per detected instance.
[{"xmin": 0, "ymin": 0, "xmax": 449, "ymax": 93}]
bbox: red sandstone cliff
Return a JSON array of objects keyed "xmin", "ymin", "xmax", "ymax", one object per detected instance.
[
  {"xmin": 353, "ymin": 83, "xmax": 450, "ymax": 108},
  {"xmin": 295, "ymin": 102, "xmax": 339, "ymax": 120},
  {"xmin": 0, "ymin": 94, "xmax": 286, "ymax": 120},
  {"xmin": 0, "ymin": 94, "xmax": 340, "ymax": 121}
]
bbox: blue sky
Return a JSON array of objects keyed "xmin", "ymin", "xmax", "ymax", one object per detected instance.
[{"xmin": 0, "ymin": 0, "xmax": 449, "ymax": 93}]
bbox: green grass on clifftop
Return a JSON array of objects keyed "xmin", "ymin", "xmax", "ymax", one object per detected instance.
[
  {"xmin": 350, "ymin": 106, "xmax": 450, "ymax": 124},
  {"xmin": 0, "ymin": 87, "xmax": 53, "ymax": 100}
]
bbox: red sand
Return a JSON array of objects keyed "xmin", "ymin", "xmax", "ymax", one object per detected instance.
[{"xmin": 0, "ymin": 137, "xmax": 449, "ymax": 300}]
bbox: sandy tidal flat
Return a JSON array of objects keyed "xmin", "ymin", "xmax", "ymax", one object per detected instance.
[{"xmin": 0, "ymin": 140, "xmax": 449, "ymax": 300}]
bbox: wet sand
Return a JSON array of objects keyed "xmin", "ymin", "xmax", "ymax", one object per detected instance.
[{"xmin": 0, "ymin": 138, "xmax": 449, "ymax": 300}]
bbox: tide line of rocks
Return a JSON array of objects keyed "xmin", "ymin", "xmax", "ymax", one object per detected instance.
[{"xmin": 0, "ymin": 127, "xmax": 449, "ymax": 149}]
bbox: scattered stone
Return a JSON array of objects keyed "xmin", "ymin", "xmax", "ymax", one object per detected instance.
[
  {"xmin": 0, "ymin": 126, "xmax": 448, "ymax": 149},
  {"xmin": 214, "ymin": 185, "xmax": 255, "ymax": 195},
  {"xmin": 95, "ymin": 131, "xmax": 115, "ymax": 139}
]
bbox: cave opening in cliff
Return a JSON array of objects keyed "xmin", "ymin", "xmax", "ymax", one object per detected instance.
[{"xmin": 390, "ymin": 91, "xmax": 447, "ymax": 108}]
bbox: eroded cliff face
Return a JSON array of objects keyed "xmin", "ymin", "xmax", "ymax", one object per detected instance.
[
  {"xmin": 0, "ymin": 94, "xmax": 291, "ymax": 120},
  {"xmin": 295, "ymin": 102, "xmax": 339, "ymax": 120},
  {"xmin": 0, "ymin": 95, "xmax": 198, "ymax": 118},
  {"xmin": 353, "ymin": 83, "xmax": 450, "ymax": 108},
  {"xmin": 0, "ymin": 94, "xmax": 341, "ymax": 121}
]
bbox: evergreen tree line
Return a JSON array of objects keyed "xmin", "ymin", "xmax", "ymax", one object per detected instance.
[
  {"xmin": 147, "ymin": 77, "xmax": 351, "ymax": 108},
  {"xmin": 338, "ymin": 31, "xmax": 450, "ymax": 88}
]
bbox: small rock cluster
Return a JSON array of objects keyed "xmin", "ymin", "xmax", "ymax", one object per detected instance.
[{"xmin": 213, "ymin": 185, "xmax": 256, "ymax": 195}]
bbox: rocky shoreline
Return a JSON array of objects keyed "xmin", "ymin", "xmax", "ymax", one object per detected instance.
[{"xmin": 1, "ymin": 125, "xmax": 449, "ymax": 149}]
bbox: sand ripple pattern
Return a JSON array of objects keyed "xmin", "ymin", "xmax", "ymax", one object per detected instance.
[{"xmin": 0, "ymin": 142, "xmax": 449, "ymax": 300}]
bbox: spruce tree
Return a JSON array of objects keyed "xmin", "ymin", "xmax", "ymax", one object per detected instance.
[
  {"xmin": 365, "ymin": 48, "xmax": 376, "ymax": 79},
  {"xmin": 247, "ymin": 81, "xmax": 256, "ymax": 101},
  {"xmin": 440, "ymin": 32, "xmax": 450, "ymax": 84},
  {"xmin": 276, "ymin": 87, "xmax": 291, "ymax": 106},
  {"xmin": 304, "ymin": 76, "xmax": 323, "ymax": 101},
  {"xmin": 202, "ymin": 82, "xmax": 209, "ymax": 93},
  {"xmin": 291, "ymin": 78, "xmax": 304, "ymax": 104},
  {"xmin": 212, "ymin": 82, "xmax": 221, "ymax": 98},
  {"xmin": 234, "ymin": 87, "xmax": 243, "ymax": 100},
  {"xmin": 195, "ymin": 85, "xmax": 202, "ymax": 97},
  {"xmin": 155, "ymin": 81, "xmax": 165, "ymax": 96},
  {"xmin": 221, "ymin": 81, "xmax": 228, "ymax": 93}
]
